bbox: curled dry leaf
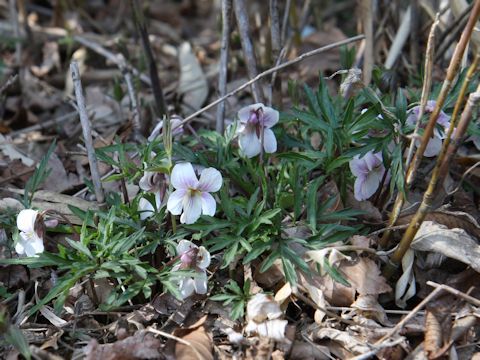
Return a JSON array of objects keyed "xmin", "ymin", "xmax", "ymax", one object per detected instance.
[
  {"xmin": 411, "ymin": 221, "xmax": 480, "ymax": 273},
  {"xmin": 342, "ymin": 257, "xmax": 391, "ymax": 295},
  {"xmin": 313, "ymin": 328, "xmax": 371, "ymax": 355},
  {"xmin": 351, "ymin": 294, "xmax": 390, "ymax": 326},
  {"xmin": 245, "ymin": 293, "xmax": 288, "ymax": 341}
]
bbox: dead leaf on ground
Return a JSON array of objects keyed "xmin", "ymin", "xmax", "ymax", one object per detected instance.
[
  {"xmin": 341, "ymin": 257, "xmax": 391, "ymax": 295},
  {"xmin": 411, "ymin": 221, "xmax": 480, "ymax": 273},
  {"xmin": 84, "ymin": 331, "xmax": 162, "ymax": 360},
  {"xmin": 174, "ymin": 315, "xmax": 213, "ymax": 360}
]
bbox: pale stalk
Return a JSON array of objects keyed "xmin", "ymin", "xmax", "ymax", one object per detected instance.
[
  {"xmin": 380, "ymin": 2, "xmax": 480, "ymax": 247},
  {"xmin": 384, "ymin": 78, "xmax": 480, "ymax": 279}
]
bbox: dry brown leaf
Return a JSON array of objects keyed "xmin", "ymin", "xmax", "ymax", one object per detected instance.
[
  {"xmin": 175, "ymin": 316, "xmax": 213, "ymax": 360},
  {"xmin": 342, "ymin": 257, "xmax": 391, "ymax": 295},
  {"xmin": 313, "ymin": 328, "xmax": 371, "ymax": 355},
  {"xmin": 178, "ymin": 42, "xmax": 208, "ymax": 112},
  {"xmin": 84, "ymin": 331, "xmax": 162, "ymax": 360},
  {"xmin": 290, "ymin": 341, "xmax": 331, "ymax": 360}
]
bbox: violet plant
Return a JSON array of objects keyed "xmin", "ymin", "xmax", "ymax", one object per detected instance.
[{"xmin": 2, "ymin": 73, "xmax": 468, "ymax": 316}]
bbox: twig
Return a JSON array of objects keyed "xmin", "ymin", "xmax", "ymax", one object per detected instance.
[
  {"xmin": 447, "ymin": 160, "xmax": 480, "ymax": 196},
  {"xmin": 0, "ymin": 73, "xmax": 18, "ymax": 95},
  {"xmin": 360, "ymin": 0, "xmax": 373, "ymax": 85},
  {"xmin": 131, "ymin": 0, "xmax": 168, "ymax": 119},
  {"xmin": 427, "ymin": 281, "xmax": 480, "ymax": 307},
  {"xmin": 70, "ymin": 61, "xmax": 105, "ymax": 204},
  {"xmin": 410, "ymin": 0, "xmax": 419, "ymax": 67},
  {"xmin": 123, "ymin": 69, "xmax": 142, "ymax": 140},
  {"xmin": 233, "ymin": 0, "xmax": 262, "ymax": 103},
  {"xmin": 374, "ymin": 286, "xmax": 444, "ymax": 345},
  {"xmin": 216, "ymin": 0, "xmax": 232, "ymax": 133},
  {"xmin": 385, "ymin": 63, "xmax": 480, "ymax": 277},
  {"xmin": 176, "ymin": 35, "xmax": 365, "ymax": 130},
  {"xmin": 146, "ymin": 327, "xmax": 204, "ymax": 360},
  {"xmin": 384, "ymin": 6, "xmax": 411, "ymax": 69},
  {"xmin": 280, "ymin": 0, "xmax": 292, "ymax": 46},
  {"xmin": 380, "ymin": 14, "xmax": 439, "ymax": 248},
  {"xmin": 268, "ymin": 0, "xmax": 282, "ymax": 107}
]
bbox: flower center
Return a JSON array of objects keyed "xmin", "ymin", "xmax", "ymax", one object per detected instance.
[{"xmin": 187, "ymin": 188, "xmax": 201, "ymax": 197}]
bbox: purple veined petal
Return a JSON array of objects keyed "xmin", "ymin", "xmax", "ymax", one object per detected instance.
[
  {"xmin": 437, "ymin": 112, "xmax": 451, "ymax": 128},
  {"xmin": 200, "ymin": 192, "xmax": 216, "ymax": 217},
  {"xmin": 406, "ymin": 111, "xmax": 417, "ymax": 126},
  {"xmin": 239, "ymin": 128, "xmax": 262, "ymax": 158},
  {"xmin": 138, "ymin": 197, "xmax": 155, "ymax": 220},
  {"xmin": 180, "ymin": 192, "xmax": 203, "ymax": 224},
  {"xmin": 17, "ymin": 209, "xmax": 38, "ymax": 233},
  {"xmin": 423, "ymin": 136, "xmax": 442, "ymax": 157},
  {"xmin": 154, "ymin": 191, "xmax": 162, "ymax": 208},
  {"xmin": 262, "ymin": 106, "xmax": 279, "ymax": 128},
  {"xmin": 238, "ymin": 103, "xmax": 265, "ymax": 124},
  {"xmin": 167, "ymin": 189, "xmax": 187, "ymax": 215},
  {"xmin": 44, "ymin": 219, "xmax": 59, "ymax": 228},
  {"xmin": 170, "ymin": 162, "xmax": 198, "ymax": 190},
  {"xmin": 193, "ymin": 270, "xmax": 208, "ymax": 294},
  {"xmin": 197, "ymin": 246, "xmax": 211, "ymax": 269},
  {"xmin": 197, "ymin": 168, "xmax": 223, "ymax": 193},
  {"xmin": 349, "ymin": 155, "xmax": 368, "ymax": 177},
  {"xmin": 179, "ymin": 278, "xmax": 195, "ymax": 299},
  {"xmin": 263, "ymin": 128, "xmax": 277, "ymax": 154},
  {"xmin": 177, "ymin": 240, "xmax": 197, "ymax": 256},
  {"xmin": 171, "ymin": 117, "xmax": 185, "ymax": 136}
]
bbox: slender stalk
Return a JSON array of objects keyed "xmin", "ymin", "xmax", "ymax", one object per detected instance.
[
  {"xmin": 131, "ymin": 0, "xmax": 168, "ymax": 118},
  {"xmin": 70, "ymin": 61, "xmax": 105, "ymax": 204},
  {"xmin": 123, "ymin": 69, "xmax": 142, "ymax": 140},
  {"xmin": 384, "ymin": 72, "xmax": 480, "ymax": 279},
  {"xmin": 360, "ymin": 0, "xmax": 373, "ymax": 85},
  {"xmin": 233, "ymin": 0, "xmax": 262, "ymax": 103},
  {"xmin": 216, "ymin": 0, "xmax": 232, "ymax": 133},
  {"xmin": 381, "ymin": 1, "xmax": 480, "ymax": 247}
]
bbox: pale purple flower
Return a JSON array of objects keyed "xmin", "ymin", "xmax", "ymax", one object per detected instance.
[
  {"xmin": 138, "ymin": 169, "xmax": 165, "ymax": 220},
  {"xmin": 406, "ymin": 100, "xmax": 451, "ymax": 157},
  {"xmin": 173, "ymin": 240, "xmax": 211, "ymax": 299},
  {"xmin": 167, "ymin": 162, "xmax": 222, "ymax": 224},
  {"xmin": 349, "ymin": 151, "xmax": 386, "ymax": 201},
  {"xmin": 16, "ymin": 209, "xmax": 44, "ymax": 257},
  {"xmin": 148, "ymin": 115, "xmax": 184, "ymax": 142},
  {"xmin": 237, "ymin": 103, "xmax": 279, "ymax": 158}
]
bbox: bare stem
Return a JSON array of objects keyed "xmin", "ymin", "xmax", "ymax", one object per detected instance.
[
  {"xmin": 131, "ymin": 0, "xmax": 168, "ymax": 119},
  {"xmin": 70, "ymin": 61, "xmax": 105, "ymax": 204},
  {"xmin": 233, "ymin": 0, "xmax": 262, "ymax": 103},
  {"xmin": 216, "ymin": 0, "xmax": 233, "ymax": 134},
  {"xmin": 123, "ymin": 69, "xmax": 142, "ymax": 140}
]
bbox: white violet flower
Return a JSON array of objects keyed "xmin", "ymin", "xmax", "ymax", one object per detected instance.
[
  {"xmin": 237, "ymin": 103, "xmax": 279, "ymax": 158},
  {"xmin": 167, "ymin": 162, "xmax": 222, "ymax": 224},
  {"xmin": 349, "ymin": 151, "xmax": 386, "ymax": 201},
  {"xmin": 16, "ymin": 209, "xmax": 44, "ymax": 257},
  {"xmin": 173, "ymin": 240, "xmax": 211, "ymax": 299}
]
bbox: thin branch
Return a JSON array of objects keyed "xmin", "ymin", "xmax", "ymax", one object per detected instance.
[
  {"xmin": 427, "ymin": 281, "xmax": 480, "ymax": 307},
  {"xmin": 216, "ymin": 0, "xmax": 233, "ymax": 133},
  {"xmin": 280, "ymin": 0, "xmax": 291, "ymax": 46},
  {"xmin": 0, "ymin": 73, "xmax": 18, "ymax": 95},
  {"xmin": 176, "ymin": 35, "xmax": 365, "ymax": 130},
  {"xmin": 233, "ymin": 0, "xmax": 262, "ymax": 103},
  {"xmin": 70, "ymin": 61, "xmax": 105, "ymax": 204},
  {"xmin": 131, "ymin": 0, "xmax": 168, "ymax": 119}
]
